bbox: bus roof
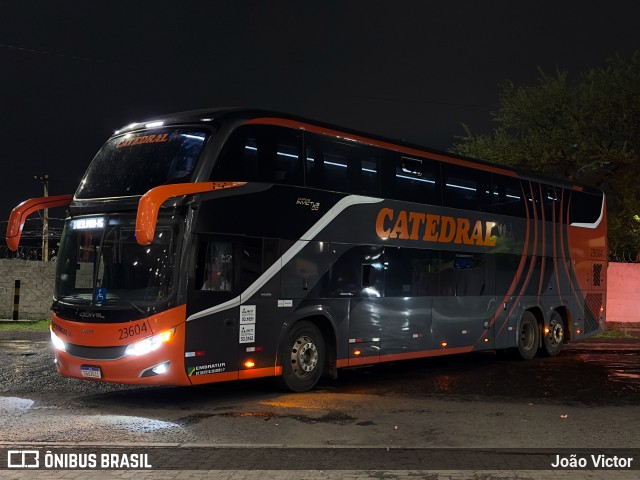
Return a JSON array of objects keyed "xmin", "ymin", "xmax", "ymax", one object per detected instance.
[{"xmin": 118, "ymin": 107, "xmax": 601, "ymax": 195}]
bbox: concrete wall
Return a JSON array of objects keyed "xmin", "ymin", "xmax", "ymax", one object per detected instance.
[
  {"xmin": 1, "ymin": 258, "xmax": 639, "ymax": 323},
  {"xmin": 0, "ymin": 259, "xmax": 55, "ymax": 319},
  {"xmin": 606, "ymin": 262, "xmax": 640, "ymax": 324}
]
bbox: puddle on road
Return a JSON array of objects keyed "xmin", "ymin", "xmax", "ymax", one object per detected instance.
[
  {"xmin": 178, "ymin": 410, "xmax": 355, "ymax": 426},
  {"xmin": 95, "ymin": 415, "xmax": 180, "ymax": 433},
  {"xmin": 0, "ymin": 396, "xmax": 35, "ymax": 413}
]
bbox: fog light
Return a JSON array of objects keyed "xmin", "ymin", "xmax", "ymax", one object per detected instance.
[
  {"xmin": 140, "ymin": 361, "xmax": 170, "ymax": 377},
  {"xmin": 152, "ymin": 363, "xmax": 169, "ymax": 375}
]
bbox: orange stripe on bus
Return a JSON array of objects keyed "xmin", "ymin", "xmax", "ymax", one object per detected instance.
[
  {"xmin": 189, "ymin": 371, "xmax": 239, "ymax": 385},
  {"xmin": 51, "ymin": 304, "xmax": 186, "ymax": 347},
  {"xmin": 343, "ymin": 346, "xmax": 476, "ymax": 368},
  {"xmin": 239, "ymin": 366, "xmax": 282, "ymax": 380}
]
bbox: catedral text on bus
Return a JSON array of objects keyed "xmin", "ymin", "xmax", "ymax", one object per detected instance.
[{"xmin": 6, "ymin": 109, "xmax": 607, "ymax": 392}]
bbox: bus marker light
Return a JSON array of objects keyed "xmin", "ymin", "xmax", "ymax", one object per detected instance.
[
  {"xmin": 353, "ymin": 350, "xmax": 362, "ymax": 356},
  {"xmin": 484, "ymin": 338, "xmax": 489, "ymax": 343},
  {"xmin": 544, "ymin": 327, "xmax": 550, "ymax": 335},
  {"xmin": 576, "ymin": 329, "xmax": 581, "ymax": 335},
  {"xmin": 244, "ymin": 361, "xmax": 255, "ymax": 368},
  {"xmin": 441, "ymin": 342, "xmax": 448, "ymax": 348}
]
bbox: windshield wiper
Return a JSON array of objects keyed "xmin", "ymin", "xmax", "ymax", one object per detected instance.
[{"xmin": 129, "ymin": 301, "xmax": 149, "ymax": 317}]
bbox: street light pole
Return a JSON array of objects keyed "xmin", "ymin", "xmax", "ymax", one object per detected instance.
[{"xmin": 34, "ymin": 174, "xmax": 49, "ymax": 261}]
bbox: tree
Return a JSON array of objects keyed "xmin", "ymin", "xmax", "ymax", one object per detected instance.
[{"xmin": 452, "ymin": 52, "xmax": 640, "ymax": 261}]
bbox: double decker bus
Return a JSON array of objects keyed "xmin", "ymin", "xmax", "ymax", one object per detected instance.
[{"xmin": 6, "ymin": 108, "xmax": 607, "ymax": 392}]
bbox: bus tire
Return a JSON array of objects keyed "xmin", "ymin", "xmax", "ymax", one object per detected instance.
[
  {"xmin": 277, "ymin": 321, "xmax": 325, "ymax": 392},
  {"xmin": 542, "ymin": 311, "xmax": 564, "ymax": 356},
  {"xmin": 517, "ymin": 311, "xmax": 539, "ymax": 360}
]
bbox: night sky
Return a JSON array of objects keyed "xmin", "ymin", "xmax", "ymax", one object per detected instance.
[{"xmin": 1, "ymin": 1, "xmax": 639, "ymax": 244}]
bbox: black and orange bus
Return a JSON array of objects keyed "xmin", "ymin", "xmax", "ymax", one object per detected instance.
[{"xmin": 6, "ymin": 108, "xmax": 607, "ymax": 392}]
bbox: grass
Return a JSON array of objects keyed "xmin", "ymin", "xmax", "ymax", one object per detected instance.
[
  {"xmin": 596, "ymin": 328, "xmax": 634, "ymax": 338},
  {"xmin": 0, "ymin": 319, "xmax": 50, "ymax": 331}
]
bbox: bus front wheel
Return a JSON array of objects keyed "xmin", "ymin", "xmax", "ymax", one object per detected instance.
[
  {"xmin": 278, "ymin": 321, "xmax": 325, "ymax": 392},
  {"xmin": 517, "ymin": 312, "xmax": 539, "ymax": 360}
]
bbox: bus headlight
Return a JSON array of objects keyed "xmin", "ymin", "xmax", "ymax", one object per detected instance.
[
  {"xmin": 50, "ymin": 328, "xmax": 66, "ymax": 352},
  {"xmin": 124, "ymin": 329, "xmax": 175, "ymax": 357}
]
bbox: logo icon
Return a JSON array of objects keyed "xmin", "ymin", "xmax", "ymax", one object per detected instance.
[{"xmin": 8, "ymin": 450, "xmax": 39, "ymax": 468}]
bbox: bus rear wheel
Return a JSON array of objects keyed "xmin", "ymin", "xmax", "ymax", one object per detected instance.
[
  {"xmin": 517, "ymin": 312, "xmax": 539, "ymax": 360},
  {"xmin": 278, "ymin": 321, "xmax": 325, "ymax": 392},
  {"xmin": 542, "ymin": 311, "xmax": 564, "ymax": 356}
]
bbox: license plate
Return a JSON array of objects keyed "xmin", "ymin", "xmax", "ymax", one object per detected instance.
[{"xmin": 80, "ymin": 365, "xmax": 102, "ymax": 379}]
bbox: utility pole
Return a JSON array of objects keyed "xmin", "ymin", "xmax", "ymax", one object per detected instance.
[{"xmin": 34, "ymin": 174, "xmax": 49, "ymax": 261}]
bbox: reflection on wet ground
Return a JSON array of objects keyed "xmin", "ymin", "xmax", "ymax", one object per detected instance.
[
  {"xmin": 76, "ymin": 349, "xmax": 640, "ymax": 409},
  {"xmin": 325, "ymin": 349, "xmax": 640, "ymax": 405}
]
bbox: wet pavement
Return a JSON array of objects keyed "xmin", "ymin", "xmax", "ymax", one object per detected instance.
[{"xmin": 1, "ymin": 330, "xmax": 639, "ymax": 479}]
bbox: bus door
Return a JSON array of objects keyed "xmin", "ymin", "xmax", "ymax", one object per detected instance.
[
  {"xmin": 432, "ymin": 251, "xmax": 496, "ymax": 350},
  {"xmin": 331, "ymin": 245, "xmax": 382, "ymax": 365},
  {"xmin": 379, "ymin": 246, "xmax": 437, "ymax": 357},
  {"xmin": 185, "ymin": 237, "xmax": 240, "ymax": 383}
]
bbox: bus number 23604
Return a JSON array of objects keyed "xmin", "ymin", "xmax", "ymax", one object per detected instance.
[{"xmin": 118, "ymin": 323, "xmax": 149, "ymax": 340}]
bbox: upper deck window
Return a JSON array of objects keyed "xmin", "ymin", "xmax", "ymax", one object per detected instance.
[
  {"xmin": 570, "ymin": 190, "xmax": 603, "ymax": 226},
  {"xmin": 213, "ymin": 125, "xmax": 303, "ymax": 185},
  {"xmin": 442, "ymin": 163, "xmax": 491, "ymax": 212},
  {"xmin": 305, "ymin": 133, "xmax": 380, "ymax": 196},
  {"xmin": 75, "ymin": 129, "xmax": 208, "ymax": 199},
  {"xmin": 382, "ymin": 155, "xmax": 440, "ymax": 205}
]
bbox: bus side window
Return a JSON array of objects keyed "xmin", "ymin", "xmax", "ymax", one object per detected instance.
[
  {"xmin": 213, "ymin": 125, "xmax": 302, "ymax": 185},
  {"xmin": 570, "ymin": 190, "xmax": 603, "ymax": 225},
  {"xmin": 331, "ymin": 245, "xmax": 383, "ymax": 297},
  {"xmin": 384, "ymin": 247, "xmax": 439, "ymax": 297},
  {"xmin": 440, "ymin": 251, "xmax": 488, "ymax": 296},
  {"xmin": 491, "ymin": 174, "xmax": 526, "ymax": 218},
  {"xmin": 382, "ymin": 154, "xmax": 441, "ymax": 206},
  {"xmin": 305, "ymin": 133, "xmax": 380, "ymax": 196},
  {"xmin": 442, "ymin": 163, "xmax": 491, "ymax": 212},
  {"xmin": 199, "ymin": 240, "xmax": 234, "ymax": 292}
]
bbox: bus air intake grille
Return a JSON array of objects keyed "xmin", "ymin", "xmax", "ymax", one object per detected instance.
[
  {"xmin": 584, "ymin": 293, "xmax": 603, "ymax": 334},
  {"xmin": 593, "ymin": 263, "xmax": 603, "ymax": 286},
  {"xmin": 65, "ymin": 343, "xmax": 127, "ymax": 361}
]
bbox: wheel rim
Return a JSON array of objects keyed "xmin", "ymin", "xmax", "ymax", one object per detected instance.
[
  {"xmin": 520, "ymin": 322, "xmax": 535, "ymax": 350},
  {"xmin": 290, "ymin": 335, "xmax": 319, "ymax": 379},
  {"xmin": 548, "ymin": 319, "xmax": 563, "ymax": 346}
]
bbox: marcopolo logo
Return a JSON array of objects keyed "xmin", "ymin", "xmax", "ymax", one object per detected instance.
[{"xmin": 7, "ymin": 450, "xmax": 40, "ymax": 468}]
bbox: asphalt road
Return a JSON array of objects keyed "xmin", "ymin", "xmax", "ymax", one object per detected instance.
[{"xmin": 1, "ymin": 330, "xmax": 639, "ymax": 479}]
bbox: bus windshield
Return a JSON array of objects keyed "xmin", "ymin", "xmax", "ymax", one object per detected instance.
[
  {"xmin": 54, "ymin": 214, "xmax": 180, "ymax": 307},
  {"xmin": 75, "ymin": 129, "xmax": 209, "ymax": 199}
]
